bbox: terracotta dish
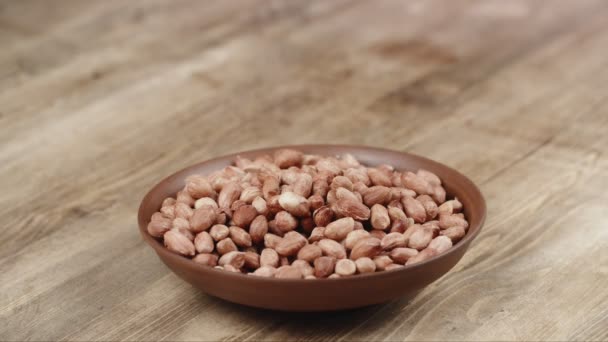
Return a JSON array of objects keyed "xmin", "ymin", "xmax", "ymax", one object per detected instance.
[{"xmin": 137, "ymin": 145, "xmax": 486, "ymax": 311}]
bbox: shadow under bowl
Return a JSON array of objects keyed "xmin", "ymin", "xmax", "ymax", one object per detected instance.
[{"xmin": 137, "ymin": 145, "xmax": 486, "ymax": 311}]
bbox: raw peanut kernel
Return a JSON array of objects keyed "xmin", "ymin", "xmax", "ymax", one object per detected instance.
[
  {"xmin": 385, "ymin": 264, "xmax": 403, "ymax": 271},
  {"xmin": 219, "ymin": 251, "xmax": 245, "ymax": 268},
  {"xmin": 297, "ymin": 244, "xmax": 323, "ymax": 262},
  {"xmin": 389, "ymin": 247, "xmax": 418, "ymax": 264},
  {"xmin": 428, "ymin": 236, "xmax": 453, "ymax": 253},
  {"xmin": 313, "ymin": 206, "xmax": 334, "ymax": 227},
  {"xmin": 251, "ymin": 266, "xmax": 276, "ymax": 277},
  {"xmin": 314, "ymin": 256, "xmax": 336, "ymax": 278},
  {"xmin": 370, "ymin": 204, "xmax": 390, "ymax": 230},
  {"xmin": 390, "ymin": 219, "xmax": 407, "ymax": 233},
  {"xmin": 401, "ymin": 196, "xmax": 426, "ymax": 223},
  {"xmin": 381, "ymin": 232, "xmax": 408, "ymax": 250},
  {"xmin": 312, "ymin": 179, "xmax": 329, "ymax": 198},
  {"xmin": 264, "ymin": 234, "xmax": 283, "ymax": 249},
  {"xmin": 275, "ymin": 265, "xmax": 303, "ymax": 279},
  {"xmin": 350, "ymin": 237, "xmax": 382, "ymax": 260},
  {"xmin": 330, "ymin": 176, "xmax": 354, "ymax": 191},
  {"xmin": 388, "ymin": 206, "xmax": 406, "ymax": 222},
  {"xmin": 193, "ymin": 253, "xmax": 218, "ymax": 267},
  {"xmin": 335, "ymin": 187, "xmax": 360, "ymax": 202},
  {"xmin": 368, "ymin": 168, "xmax": 392, "ymax": 187},
  {"xmin": 432, "ymin": 185, "xmax": 447, "ymax": 204},
  {"xmin": 274, "ymin": 211, "xmax": 298, "ymax": 232},
  {"xmin": 335, "ymin": 259, "xmax": 357, "ymax": 276},
  {"xmin": 292, "ymin": 260, "xmax": 314, "ymax": 277},
  {"xmin": 162, "ymin": 197, "xmax": 176, "ymax": 207},
  {"xmin": 232, "ymin": 205, "xmax": 257, "ymax": 228},
  {"xmin": 373, "ymin": 255, "xmax": 393, "ymax": 271},
  {"xmin": 308, "ymin": 227, "xmax": 326, "ymax": 243},
  {"xmin": 355, "ymin": 257, "xmax": 376, "ymax": 273},
  {"xmin": 240, "ymin": 186, "xmax": 262, "ymax": 203},
  {"xmin": 439, "ymin": 213, "xmax": 469, "ymax": 230},
  {"xmin": 262, "ymin": 177, "xmax": 280, "ymax": 200},
  {"xmin": 293, "ymin": 173, "xmax": 313, "ymax": 197},
  {"xmin": 280, "ymin": 256, "xmax": 290, "ymax": 266},
  {"xmin": 416, "ymin": 169, "xmax": 441, "ymax": 186},
  {"xmin": 275, "ymin": 232, "xmax": 307, "ymax": 256},
  {"xmin": 363, "ymin": 186, "xmax": 391, "ymax": 207},
  {"xmin": 274, "ymin": 149, "xmax": 303, "ymax": 169},
  {"xmin": 334, "ymin": 198, "xmax": 370, "ymax": 220},
  {"xmin": 218, "ymin": 182, "xmax": 241, "ymax": 209},
  {"xmin": 440, "ymin": 226, "xmax": 466, "ymax": 242},
  {"xmin": 278, "ymin": 192, "xmax": 310, "ymax": 217},
  {"xmin": 344, "ymin": 230, "xmax": 370, "ymax": 250},
  {"xmin": 406, "ymin": 248, "xmax": 439, "ymax": 265},
  {"xmin": 243, "ymin": 252, "xmax": 260, "ymax": 269},
  {"xmin": 249, "ymin": 215, "xmax": 268, "ymax": 244},
  {"xmin": 175, "ymin": 227, "xmax": 194, "ymax": 241},
  {"xmin": 344, "ymin": 168, "xmax": 371, "ymax": 186},
  {"xmin": 164, "ymin": 229, "xmax": 195, "ymax": 256},
  {"xmin": 251, "ymin": 196, "xmax": 268, "ymax": 215},
  {"xmin": 408, "ymin": 226, "xmax": 433, "ymax": 250},
  {"xmin": 175, "ymin": 202, "xmax": 194, "ymax": 220},
  {"xmin": 209, "ymin": 224, "xmax": 229, "ymax": 241},
  {"xmin": 324, "ymin": 217, "xmax": 355, "ymax": 241},
  {"xmin": 229, "ymin": 226, "xmax": 252, "ymax": 248},
  {"xmin": 186, "ymin": 175, "xmax": 216, "ymax": 199},
  {"xmin": 194, "ymin": 231, "xmax": 214, "ymax": 253},
  {"xmin": 147, "ymin": 217, "xmax": 172, "ymax": 237},
  {"xmin": 260, "ymin": 248, "xmax": 280, "ymax": 267},
  {"xmin": 230, "ymin": 200, "xmax": 247, "ymax": 212},
  {"xmin": 417, "ymin": 195, "xmax": 438, "ymax": 220},
  {"xmin": 438, "ymin": 201, "xmax": 454, "ymax": 215},
  {"xmin": 401, "ymin": 172, "xmax": 433, "ymax": 195},
  {"xmin": 281, "ymin": 169, "xmax": 300, "ymax": 185},
  {"xmin": 190, "ymin": 206, "xmax": 217, "ymax": 233},
  {"xmin": 308, "ymin": 194, "xmax": 325, "ymax": 211},
  {"xmin": 216, "ymin": 238, "xmax": 238, "ymax": 255},
  {"xmin": 369, "ymin": 230, "xmax": 386, "ymax": 240},
  {"xmin": 160, "ymin": 205, "xmax": 176, "ymax": 220},
  {"xmin": 194, "ymin": 197, "xmax": 218, "ymax": 210},
  {"xmin": 318, "ymin": 239, "xmax": 347, "ymax": 259},
  {"xmin": 176, "ymin": 190, "xmax": 195, "ymax": 207}
]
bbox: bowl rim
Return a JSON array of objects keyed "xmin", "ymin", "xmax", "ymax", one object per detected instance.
[{"xmin": 138, "ymin": 144, "xmax": 486, "ymax": 283}]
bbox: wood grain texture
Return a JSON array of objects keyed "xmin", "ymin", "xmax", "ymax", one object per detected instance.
[{"xmin": 1, "ymin": 0, "xmax": 607, "ymax": 340}]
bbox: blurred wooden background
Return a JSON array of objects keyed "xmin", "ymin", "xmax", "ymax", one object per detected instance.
[{"xmin": 1, "ymin": 0, "xmax": 607, "ymax": 340}]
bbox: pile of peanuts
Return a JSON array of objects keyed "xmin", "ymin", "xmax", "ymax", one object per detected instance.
[{"xmin": 147, "ymin": 149, "xmax": 469, "ymax": 279}]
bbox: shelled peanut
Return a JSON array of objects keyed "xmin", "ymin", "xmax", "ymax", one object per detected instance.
[{"xmin": 147, "ymin": 149, "xmax": 469, "ymax": 279}]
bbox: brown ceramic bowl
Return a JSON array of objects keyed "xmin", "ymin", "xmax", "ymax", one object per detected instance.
[{"xmin": 138, "ymin": 145, "xmax": 486, "ymax": 311}]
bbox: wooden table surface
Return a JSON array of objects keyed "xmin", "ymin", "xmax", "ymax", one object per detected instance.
[{"xmin": 2, "ymin": 0, "xmax": 607, "ymax": 341}]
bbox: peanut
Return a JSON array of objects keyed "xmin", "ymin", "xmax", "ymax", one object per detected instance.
[
  {"xmin": 318, "ymin": 239, "xmax": 347, "ymax": 259},
  {"xmin": 370, "ymin": 204, "xmax": 390, "ymax": 230},
  {"xmin": 164, "ymin": 229, "xmax": 195, "ymax": 256},
  {"xmin": 335, "ymin": 259, "xmax": 357, "ymax": 276},
  {"xmin": 194, "ymin": 231, "xmax": 214, "ymax": 253},
  {"xmin": 216, "ymin": 237, "xmax": 238, "ymax": 255},
  {"xmin": 314, "ymin": 256, "xmax": 336, "ymax": 278},
  {"xmin": 209, "ymin": 224, "xmax": 229, "ymax": 241},
  {"xmin": 324, "ymin": 217, "xmax": 355, "ymax": 241},
  {"xmin": 350, "ymin": 237, "xmax": 382, "ymax": 260},
  {"xmin": 260, "ymin": 248, "xmax": 280, "ymax": 267},
  {"xmin": 355, "ymin": 257, "xmax": 376, "ymax": 273},
  {"xmin": 192, "ymin": 253, "xmax": 218, "ymax": 267}
]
